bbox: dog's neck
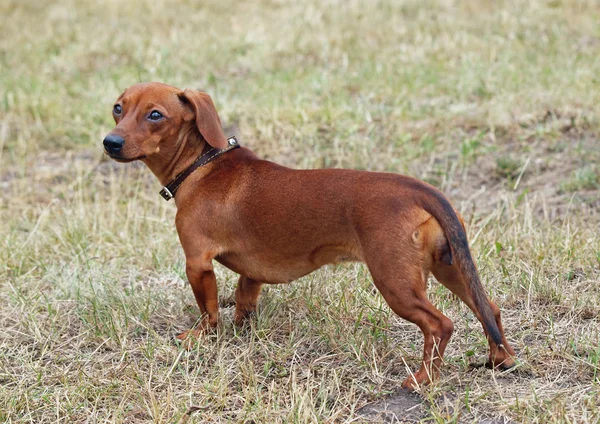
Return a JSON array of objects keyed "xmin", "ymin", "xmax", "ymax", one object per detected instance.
[{"xmin": 143, "ymin": 127, "xmax": 206, "ymax": 187}]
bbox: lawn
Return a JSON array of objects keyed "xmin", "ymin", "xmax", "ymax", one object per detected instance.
[{"xmin": 1, "ymin": 0, "xmax": 599, "ymax": 422}]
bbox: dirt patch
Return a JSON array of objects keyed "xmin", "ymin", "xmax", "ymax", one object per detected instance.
[
  {"xmin": 358, "ymin": 389, "xmax": 424, "ymax": 423},
  {"xmin": 358, "ymin": 390, "xmax": 518, "ymax": 423}
]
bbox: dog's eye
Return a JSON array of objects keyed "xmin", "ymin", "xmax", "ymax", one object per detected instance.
[
  {"xmin": 149, "ymin": 110, "xmax": 163, "ymax": 121},
  {"xmin": 113, "ymin": 104, "xmax": 122, "ymax": 115}
]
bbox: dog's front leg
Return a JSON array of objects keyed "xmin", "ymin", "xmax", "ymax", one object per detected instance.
[
  {"xmin": 234, "ymin": 276, "xmax": 263, "ymax": 325},
  {"xmin": 176, "ymin": 260, "xmax": 219, "ymax": 347}
]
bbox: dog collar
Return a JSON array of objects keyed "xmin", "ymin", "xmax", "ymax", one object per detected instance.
[{"xmin": 159, "ymin": 136, "xmax": 240, "ymax": 201}]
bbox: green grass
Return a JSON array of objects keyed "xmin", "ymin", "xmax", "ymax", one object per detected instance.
[{"xmin": 1, "ymin": 0, "xmax": 600, "ymax": 422}]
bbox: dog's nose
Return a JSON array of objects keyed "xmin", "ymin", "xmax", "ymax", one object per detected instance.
[{"xmin": 103, "ymin": 134, "xmax": 125, "ymax": 154}]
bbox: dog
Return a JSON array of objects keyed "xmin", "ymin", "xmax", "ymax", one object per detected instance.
[{"xmin": 103, "ymin": 82, "xmax": 516, "ymax": 389}]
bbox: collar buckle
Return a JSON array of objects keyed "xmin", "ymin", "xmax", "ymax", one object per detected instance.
[{"xmin": 159, "ymin": 186, "xmax": 174, "ymax": 201}]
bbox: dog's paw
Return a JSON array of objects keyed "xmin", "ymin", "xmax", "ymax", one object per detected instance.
[
  {"xmin": 233, "ymin": 309, "xmax": 256, "ymax": 326},
  {"xmin": 486, "ymin": 353, "xmax": 517, "ymax": 370},
  {"xmin": 401, "ymin": 371, "xmax": 432, "ymax": 392},
  {"xmin": 175, "ymin": 329, "xmax": 204, "ymax": 350}
]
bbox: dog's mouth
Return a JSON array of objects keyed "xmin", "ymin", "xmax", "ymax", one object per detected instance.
[{"xmin": 104, "ymin": 151, "xmax": 146, "ymax": 162}]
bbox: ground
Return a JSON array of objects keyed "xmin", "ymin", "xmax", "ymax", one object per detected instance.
[{"xmin": 0, "ymin": 0, "xmax": 599, "ymax": 423}]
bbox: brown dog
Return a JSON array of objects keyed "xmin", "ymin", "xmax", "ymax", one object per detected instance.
[{"xmin": 103, "ymin": 82, "xmax": 515, "ymax": 389}]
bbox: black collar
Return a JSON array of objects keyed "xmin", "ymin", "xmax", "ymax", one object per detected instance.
[{"xmin": 159, "ymin": 136, "xmax": 240, "ymax": 201}]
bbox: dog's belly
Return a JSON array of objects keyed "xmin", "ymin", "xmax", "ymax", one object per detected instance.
[{"xmin": 215, "ymin": 244, "xmax": 361, "ymax": 284}]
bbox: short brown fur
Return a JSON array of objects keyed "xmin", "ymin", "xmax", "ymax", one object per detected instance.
[{"xmin": 104, "ymin": 82, "xmax": 516, "ymax": 389}]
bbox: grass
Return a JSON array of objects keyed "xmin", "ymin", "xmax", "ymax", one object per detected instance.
[{"xmin": 1, "ymin": 0, "xmax": 599, "ymax": 422}]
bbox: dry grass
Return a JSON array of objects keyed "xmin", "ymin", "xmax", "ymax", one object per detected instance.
[{"xmin": 1, "ymin": 0, "xmax": 599, "ymax": 422}]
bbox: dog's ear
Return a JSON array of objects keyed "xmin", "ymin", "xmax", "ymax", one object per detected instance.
[{"xmin": 178, "ymin": 89, "xmax": 228, "ymax": 149}]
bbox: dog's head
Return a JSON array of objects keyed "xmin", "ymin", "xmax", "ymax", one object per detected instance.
[{"xmin": 103, "ymin": 82, "xmax": 228, "ymax": 162}]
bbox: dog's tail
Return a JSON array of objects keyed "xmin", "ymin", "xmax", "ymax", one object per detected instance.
[{"xmin": 403, "ymin": 177, "xmax": 503, "ymax": 347}]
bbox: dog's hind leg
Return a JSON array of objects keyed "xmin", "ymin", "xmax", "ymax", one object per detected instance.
[{"xmin": 365, "ymin": 236, "xmax": 454, "ymax": 390}]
